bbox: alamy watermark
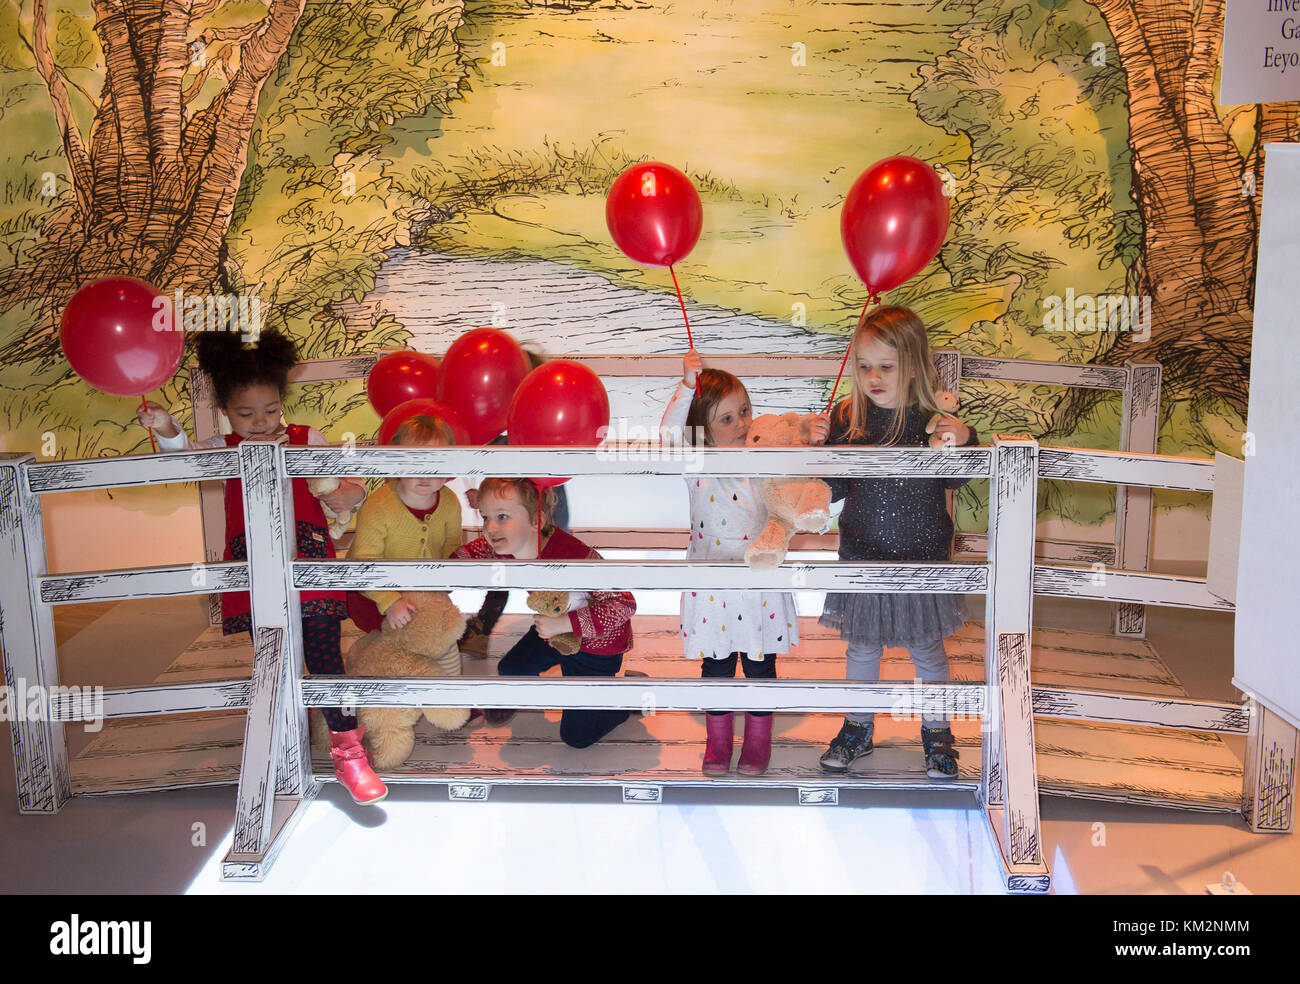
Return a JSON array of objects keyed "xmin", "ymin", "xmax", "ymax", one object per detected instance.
[
  {"xmin": 1041, "ymin": 290, "xmax": 1151, "ymax": 342},
  {"xmin": 151, "ymin": 287, "xmax": 263, "ymax": 343},
  {"xmin": 596, "ymin": 421, "xmax": 706, "ymax": 472},
  {"xmin": 0, "ymin": 678, "xmax": 104, "ymax": 733}
]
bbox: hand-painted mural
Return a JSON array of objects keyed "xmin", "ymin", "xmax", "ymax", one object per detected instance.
[{"xmin": 0, "ymin": 0, "xmax": 1290, "ymax": 535}]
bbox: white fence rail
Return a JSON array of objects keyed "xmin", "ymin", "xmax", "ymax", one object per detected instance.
[{"xmin": 3, "ymin": 426, "xmax": 1291, "ymax": 893}]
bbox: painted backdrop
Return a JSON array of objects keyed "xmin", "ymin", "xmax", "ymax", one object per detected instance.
[{"xmin": 0, "ymin": 0, "xmax": 1291, "ymax": 544}]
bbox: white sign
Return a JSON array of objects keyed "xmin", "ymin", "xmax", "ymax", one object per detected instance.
[{"xmin": 1221, "ymin": 0, "xmax": 1300, "ymax": 105}]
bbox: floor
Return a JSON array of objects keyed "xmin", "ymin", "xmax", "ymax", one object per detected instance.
[{"xmin": 1, "ymin": 590, "xmax": 1295, "ymax": 894}]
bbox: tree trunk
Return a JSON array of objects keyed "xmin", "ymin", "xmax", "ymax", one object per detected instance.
[
  {"xmin": 3, "ymin": 0, "xmax": 306, "ymax": 363},
  {"xmin": 1088, "ymin": 0, "xmax": 1297, "ymax": 418}
]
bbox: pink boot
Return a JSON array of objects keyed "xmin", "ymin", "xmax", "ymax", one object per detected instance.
[
  {"xmin": 329, "ymin": 726, "xmax": 388, "ymax": 805},
  {"xmin": 702, "ymin": 712, "xmax": 735, "ymax": 776},
  {"xmin": 737, "ymin": 714, "xmax": 773, "ymax": 776}
]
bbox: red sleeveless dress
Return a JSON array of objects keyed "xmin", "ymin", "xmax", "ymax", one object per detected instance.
[{"xmin": 221, "ymin": 425, "xmax": 347, "ymax": 635}]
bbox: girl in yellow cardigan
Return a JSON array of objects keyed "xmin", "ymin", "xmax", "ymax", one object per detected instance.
[{"xmin": 347, "ymin": 415, "xmax": 464, "ymax": 674}]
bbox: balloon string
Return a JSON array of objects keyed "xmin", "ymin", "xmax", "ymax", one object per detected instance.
[
  {"xmin": 669, "ymin": 264, "xmax": 701, "ymax": 397},
  {"xmin": 141, "ymin": 395, "xmax": 158, "ymax": 453},
  {"xmin": 825, "ymin": 295, "xmax": 878, "ymax": 417}
]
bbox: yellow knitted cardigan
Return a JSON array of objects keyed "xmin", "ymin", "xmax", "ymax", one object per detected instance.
[{"xmin": 346, "ymin": 483, "xmax": 463, "ymax": 614}]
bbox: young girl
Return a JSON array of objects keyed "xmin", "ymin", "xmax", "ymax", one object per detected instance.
[
  {"xmin": 137, "ymin": 330, "xmax": 385, "ymax": 805},
  {"xmin": 813, "ymin": 305, "xmax": 979, "ymax": 780},
  {"xmin": 347, "ymin": 415, "xmax": 464, "ymax": 678},
  {"xmin": 454, "ymin": 478, "xmax": 636, "ymax": 749},
  {"xmin": 661, "ymin": 351, "xmax": 828, "ymax": 777}
]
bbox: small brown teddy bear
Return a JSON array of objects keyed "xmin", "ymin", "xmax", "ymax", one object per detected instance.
[
  {"xmin": 926, "ymin": 391, "xmax": 961, "ymax": 449},
  {"xmin": 526, "ymin": 590, "xmax": 584, "ymax": 655},
  {"xmin": 326, "ymin": 591, "xmax": 470, "ymax": 771},
  {"xmin": 743, "ymin": 412, "xmax": 833, "ymax": 571}
]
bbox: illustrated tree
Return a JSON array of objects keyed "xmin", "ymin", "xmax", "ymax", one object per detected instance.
[
  {"xmin": 3, "ymin": 0, "xmax": 469, "ymax": 368},
  {"xmin": 4, "ymin": 0, "xmax": 307, "ymax": 362},
  {"xmin": 1089, "ymin": 0, "xmax": 1299, "ymax": 418}
]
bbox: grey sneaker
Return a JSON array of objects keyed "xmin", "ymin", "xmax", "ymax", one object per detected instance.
[
  {"xmin": 819, "ymin": 720, "xmax": 874, "ymax": 773},
  {"xmin": 921, "ymin": 725, "xmax": 960, "ymax": 780}
]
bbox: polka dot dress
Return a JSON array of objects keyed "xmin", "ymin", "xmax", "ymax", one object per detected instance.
[{"xmin": 680, "ymin": 476, "xmax": 799, "ymax": 660}]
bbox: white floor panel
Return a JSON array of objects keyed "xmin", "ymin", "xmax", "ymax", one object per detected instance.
[{"xmin": 187, "ymin": 785, "xmax": 1024, "ymax": 894}]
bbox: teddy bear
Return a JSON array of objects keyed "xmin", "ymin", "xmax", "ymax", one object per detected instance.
[
  {"xmin": 306, "ymin": 476, "xmax": 361, "ymax": 539},
  {"xmin": 526, "ymin": 590, "xmax": 585, "ymax": 655},
  {"xmin": 926, "ymin": 391, "xmax": 961, "ymax": 449},
  {"xmin": 743, "ymin": 412, "xmax": 833, "ymax": 571},
  {"xmin": 311, "ymin": 591, "xmax": 470, "ymax": 770}
]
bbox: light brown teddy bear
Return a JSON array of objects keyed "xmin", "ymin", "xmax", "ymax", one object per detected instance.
[
  {"xmin": 743, "ymin": 412, "xmax": 833, "ymax": 571},
  {"xmin": 313, "ymin": 591, "xmax": 470, "ymax": 771},
  {"xmin": 926, "ymin": 391, "xmax": 961, "ymax": 449},
  {"xmin": 526, "ymin": 590, "xmax": 584, "ymax": 655}
]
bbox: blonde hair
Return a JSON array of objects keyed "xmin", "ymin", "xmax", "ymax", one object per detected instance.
[
  {"xmin": 388, "ymin": 415, "xmax": 454, "ymax": 447},
  {"xmin": 840, "ymin": 305, "xmax": 945, "ymax": 445},
  {"xmin": 386, "ymin": 415, "xmax": 454, "ymax": 488},
  {"xmin": 477, "ymin": 477, "xmax": 556, "ymax": 536}
]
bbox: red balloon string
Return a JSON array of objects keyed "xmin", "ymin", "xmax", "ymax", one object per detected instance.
[
  {"xmin": 825, "ymin": 295, "xmax": 877, "ymax": 417},
  {"xmin": 141, "ymin": 395, "xmax": 158, "ymax": 453},
  {"xmin": 668, "ymin": 264, "xmax": 701, "ymax": 397}
]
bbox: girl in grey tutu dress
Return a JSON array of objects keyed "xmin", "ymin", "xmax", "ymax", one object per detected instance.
[{"xmin": 814, "ymin": 305, "xmax": 980, "ymax": 779}]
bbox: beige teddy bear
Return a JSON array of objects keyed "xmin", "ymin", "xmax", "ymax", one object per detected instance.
[
  {"xmin": 526, "ymin": 590, "xmax": 584, "ymax": 655},
  {"xmin": 925, "ymin": 391, "xmax": 961, "ymax": 449},
  {"xmin": 743, "ymin": 413, "xmax": 833, "ymax": 571},
  {"xmin": 312, "ymin": 591, "xmax": 470, "ymax": 771},
  {"xmin": 306, "ymin": 477, "xmax": 361, "ymax": 539}
]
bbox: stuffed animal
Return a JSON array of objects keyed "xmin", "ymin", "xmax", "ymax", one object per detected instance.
[
  {"xmin": 526, "ymin": 590, "xmax": 584, "ymax": 655},
  {"xmin": 925, "ymin": 391, "xmax": 960, "ymax": 449},
  {"xmin": 743, "ymin": 413, "xmax": 833, "ymax": 571},
  {"xmin": 312, "ymin": 591, "xmax": 470, "ymax": 770},
  {"xmin": 307, "ymin": 476, "xmax": 360, "ymax": 539}
]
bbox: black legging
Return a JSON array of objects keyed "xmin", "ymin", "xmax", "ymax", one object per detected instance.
[
  {"xmin": 301, "ymin": 614, "xmax": 355, "ymax": 732},
  {"xmin": 701, "ymin": 652, "xmax": 777, "ymax": 716}
]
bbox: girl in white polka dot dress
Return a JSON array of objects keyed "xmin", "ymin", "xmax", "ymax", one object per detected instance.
[{"xmin": 661, "ymin": 350, "xmax": 828, "ymax": 777}]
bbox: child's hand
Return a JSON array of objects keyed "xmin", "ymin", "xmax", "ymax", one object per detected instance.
[
  {"xmin": 384, "ymin": 599, "xmax": 418, "ymax": 630},
  {"xmin": 136, "ymin": 401, "xmax": 179, "ymax": 438},
  {"xmin": 682, "ymin": 349, "xmax": 703, "ymax": 388},
  {"xmin": 927, "ymin": 414, "xmax": 971, "ymax": 448},
  {"xmin": 801, "ymin": 413, "xmax": 831, "ymax": 446},
  {"xmin": 320, "ymin": 479, "xmax": 365, "ymax": 513},
  {"xmin": 532, "ymin": 613, "xmax": 572, "ymax": 639}
]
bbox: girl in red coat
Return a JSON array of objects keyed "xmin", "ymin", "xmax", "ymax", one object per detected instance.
[
  {"xmin": 137, "ymin": 330, "xmax": 386, "ymax": 805},
  {"xmin": 455, "ymin": 478, "xmax": 637, "ymax": 748}
]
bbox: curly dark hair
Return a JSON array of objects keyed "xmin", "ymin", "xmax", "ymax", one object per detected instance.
[{"xmin": 194, "ymin": 328, "xmax": 298, "ymax": 408}]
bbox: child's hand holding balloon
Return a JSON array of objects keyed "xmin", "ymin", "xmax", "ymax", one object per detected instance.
[{"xmin": 136, "ymin": 401, "xmax": 180, "ymax": 439}]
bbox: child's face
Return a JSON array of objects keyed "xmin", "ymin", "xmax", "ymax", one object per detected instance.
[
  {"xmin": 855, "ymin": 337, "xmax": 904, "ymax": 409},
  {"xmin": 223, "ymin": 383, "xmax": 284, "ymax": 439},
  {"xmin": 708, "ymin": 389, "xmax": 752, "ymax": 447},
  {"xmin": 478, "ymin": 489, "xmax": 539, "ymax": 557},
  {"xmin": 396, "ymin": 441, "xmax": 449, "ymax": 499}
]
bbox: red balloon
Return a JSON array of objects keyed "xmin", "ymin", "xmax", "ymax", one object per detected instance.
[
  {"xmin": 841, "ymin": 156, "xmax": 950, "ymax": 296},
  {"xmin": 59, "ymin": 277, "xmax": 184, "ymax": 396},
  {"xmin": 606, "ymin": 162, "xmax": 703, "ymax": 267},
  {"xmin": 377, "ymin": 398, "xmax": 472, "ymax": 447},
  {"xmin": 436, "ymin": 328, "xmax": 531, "ymax": 444},
  {"xmin": 367, "ymin": 350, "xmax": 440, "ymax": 417},
  {"xmin": 508, "ymin": 361, "xmax": 610, "ymax": 488}
]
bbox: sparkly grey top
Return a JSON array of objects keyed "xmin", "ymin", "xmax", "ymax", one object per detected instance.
[{"xmin": 827, "ymin": 400, "xmax": 979, "ymax": 563}]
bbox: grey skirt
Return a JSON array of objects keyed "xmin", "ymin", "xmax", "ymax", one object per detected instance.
[{"xmin": 819, "ymin": 592, "xmax": 967, "ymax": 648}]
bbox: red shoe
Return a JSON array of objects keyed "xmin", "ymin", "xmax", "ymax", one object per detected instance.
[
  {"xmin": 702, "ymin": 712, "xmax": 734, "ymax": 776},
  {"xmin": 329, "ymin": 726, "xmax": 388, "ymax": 805},
  {"xmin": 736, "ymin": 714, "xmax": 773, "ymax": 776}
]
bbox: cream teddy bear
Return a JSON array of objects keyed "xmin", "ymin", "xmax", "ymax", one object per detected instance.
[
  {"xmin": 307, "ymin": 477, "xmax": 361, "ymax": 539},
  {"xmin": 743, "ymin": 413, "xmax": 832, "ymax": 571}
]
